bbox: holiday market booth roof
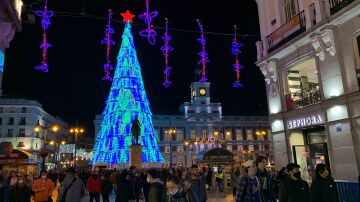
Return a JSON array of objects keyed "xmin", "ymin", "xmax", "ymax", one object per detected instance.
[{"xmin": 196, "ymin": 148, "xmax": 235, "ymax": 164}]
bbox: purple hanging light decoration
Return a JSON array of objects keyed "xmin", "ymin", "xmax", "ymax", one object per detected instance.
[
  {"xmin": 139, "ymin": 0, "xmax": 158, "ymax": 45},
  {"xmin": 160, "ymin": 18, "xmax": 174, "ymax": 88},
  {"xmin": 34, "ymin": 0, "xmax": 53, "ymax": 73},
  {"xmin": 196, "ymin": 19, "xmax": 209, "ymax": 82},
  {"xmin": 232, "ymin": 25, "xmax": 244, "ymax": 88},
  {"xmin": 100, "ymin": 9, "xmax": 115, "ymax": 81}
]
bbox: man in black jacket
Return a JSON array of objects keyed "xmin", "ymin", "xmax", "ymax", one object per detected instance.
[
  {"xmin": 279, "ymin": 163, "xmax": 310, "ymax": 202},
  {"xmin": 255, "ymin": 156, "xmax": 276, "ymax": 202},
  {"xmin": 310, "ymin": 164, "xmax": 339, "ymax": 202}
]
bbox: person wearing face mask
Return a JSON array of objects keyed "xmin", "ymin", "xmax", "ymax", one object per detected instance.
[
  {"xmin": 166, "ymin": 175, "xmax": 188, "ymax": 202},
  {"xmin": 10, "ymin": 175, "xmax": 31, "ymax": 202},
  {"xmin": 278, "ymin": 163, "xmax": 310, "ymax": 202},
  {"xmin": 147, "ymin": 169, "xmax": 166, "ymax": 202},
  {"xmin": 310, "ymin": 164, "xmax": 339, "ymax": 202},
  {"xmin": 86, "ymin": 172, "xmax": 102, "ymax": 202},
  {"xmin": 32, "ymin": 170, "xmax": 54, "ymax": 202}
]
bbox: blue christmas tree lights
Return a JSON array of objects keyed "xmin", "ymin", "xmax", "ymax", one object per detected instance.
[{"xmin": 91, "ymin": 18, "xmax": 164, "ymax": 165}]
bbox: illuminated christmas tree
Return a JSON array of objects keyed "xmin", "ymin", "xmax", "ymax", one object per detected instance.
[{"xmin": 91, "ymin": 11, "xmax": 164, "ymax": 165}]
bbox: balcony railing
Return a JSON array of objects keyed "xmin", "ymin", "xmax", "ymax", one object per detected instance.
[
  {"xmin": 266, "ymin": 11, "xmax": 306, "ymax": 53},
  {"xmin": 329, "ymin": 0, "xmax": 355, "ymax": 15},
  {"xmin": 286, "ymin": 87, "xmax": 321, "ymax": 110}
]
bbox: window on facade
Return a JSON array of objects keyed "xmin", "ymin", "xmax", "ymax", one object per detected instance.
[
  {"xmin": 8, "ymin": 118, "xmax": 14, "ymax": 125},
  {"xmin": 353, "ymin": 33, "xmax": 360, "ymax": 86},
  {"xmin": 7, "ymin": 129, "xmax": 13, "ymax": 137},
  {"xmin": 0, "ymin": 107, "xmax": 3, "ymax": 113},
  {"xmin": 227, "ymin": 145, "xmax": 232, "ymax": 151},
  {"xmin": 284, "ymin": 0, "xmax": 299, "ymax": 21},
  {"xmin": 19, "ymin": 117, "xmax": 26, "ymax": 125},
  {"xmin": 21, "ymin": 107, "xmax": 26, "ymax": 113},
  {"xmin": 201, "ymin": 129, "xmax": 207, "ymax": 139},
  {"xmin": 247, "ymin": 129, "xmax": 253, "ymax": 141},
  {"xmin": 286, "ymin": 58, "xmax": 320, "ymax": 110},
  {"xmin": 10, "ymin": 107, "xmax": 15, "ymax": 113},
  {"xmin": 165, "ymin": 146, "xmax": 170, "ymax": 153},
  {"xmin": 190, "ymin": 129, "xmax": 196, "ymax": 139},
  {"xmin": 19, "ymin": 129, "xmax": 25, "ymax": 136},
  {"xmin": 254, "ymin": 145, "xmax": 259, "ymax": 151},
  {"xmin": 178, "ymin": 146, "xmax": 184, "ymax": 153},
  {"xmin": 226, "ymin": 130, "xmax": 231, "ymax": 140},
  {"xmin": 236, "ymin": 129, "xmax": 243, "ymax": 140},
  {"xmin": 0, "ymin": 118, "xmax": 2, "ymax": 125},
  {"xmin": 177, "ymin": 130, "xmax": 183, "ymax": 141}
]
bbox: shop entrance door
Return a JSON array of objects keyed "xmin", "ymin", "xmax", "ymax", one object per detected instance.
[{"xmin": 293, "ymin": 143, "xmax": 330, "ymax": 182}]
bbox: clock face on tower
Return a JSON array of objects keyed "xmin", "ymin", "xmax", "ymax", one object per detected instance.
[{"xmin": 199, "ymin": 88, "xmax": 206, "ymax": 96}]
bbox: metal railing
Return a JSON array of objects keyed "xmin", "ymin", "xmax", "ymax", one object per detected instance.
[
  {"xmin": 286, "ymin": 87, "xmax": 321, "ymax": 110},
  {"xmin": 335, "ymin": 180, "xmax": 359, "ymax": 202},
  {"xmin": 329, "ymin": 0, "xmax": 356, "ymax": 15},
  {"xmin": 266, "ymin": 11, "xmax": 306, "ymax": 53}
]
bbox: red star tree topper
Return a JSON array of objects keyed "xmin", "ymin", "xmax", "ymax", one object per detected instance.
[{"xmin": 121, "ymin": 10, "xmax": 135, "ymax": 23}]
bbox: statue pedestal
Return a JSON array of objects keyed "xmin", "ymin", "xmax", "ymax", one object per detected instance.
[{"xmin": 129, "ymin": 144, "xmax": 142, "ymax": 169}]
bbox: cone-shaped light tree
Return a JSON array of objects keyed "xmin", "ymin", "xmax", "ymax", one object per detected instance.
[{"xmin": 91, "ymin": 11, "xmax": 164, "ymax": 165}]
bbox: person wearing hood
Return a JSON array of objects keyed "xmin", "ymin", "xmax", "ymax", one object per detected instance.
[
  {"xmin": 310, "ymin": 164, "xmax": 339, "ymax": 202},
  {"xmin": 147, "ymin": 169, "xmax": 166, "ymax": 202},
  {"xmin": 278, "ymin": 163, "xmax": 310, "ymax": 202},
  {"xmin": 166, "ymin": 175, "xmax": 188, "ymax": 202}
]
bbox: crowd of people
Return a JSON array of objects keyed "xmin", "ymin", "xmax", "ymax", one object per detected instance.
[{"xmin": 0, "ymin": 155, "xmax": 346, "ymax": 202}]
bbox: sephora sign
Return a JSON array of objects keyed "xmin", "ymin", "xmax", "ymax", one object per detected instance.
[{"xmin": 288, "ymin": 115, "xmax": 323, "ymax": 129}]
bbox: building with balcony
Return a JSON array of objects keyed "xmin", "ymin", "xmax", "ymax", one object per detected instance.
[
  {"xmin": 0, "ymin": 0, "xmax": 22, "ymax": 95},
  {"xmin": 94, "ymin": 81, "xmax": 273, "ymax": 168},
  {"xmin": 0, "ymin": 98, "xmax": 71, "ymax": 167},
  {"xmin": 255, "ymin": 0, "xmax": 360, "ymax": 183}
]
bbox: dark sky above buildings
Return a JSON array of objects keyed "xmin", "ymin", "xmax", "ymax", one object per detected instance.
[{"xmin": 3, "ymin": 0, "xmax": 267, "ymax": 136}]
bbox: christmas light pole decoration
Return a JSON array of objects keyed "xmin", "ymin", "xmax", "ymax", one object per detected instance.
[
  {"xmin": 34, "ymin": 0, "xmax": 53, "ymax": 73},
  {"xmin": 100, "ymin": 9, "xmax": 115, "ymax": 81},
  {"xmin": 161, "ymin": 18, "xmax": 174, "ymax": 87},
  {"xmin": 196, "ymin": 19, "xmax": 209, "ymax": 82},
  {"xmin": 232, "ymin": 25, "xmax": 244, "ymax": 88},
  {"xmin": 139, "ymin": 0, "xmax": 158, "ymax": 45}
]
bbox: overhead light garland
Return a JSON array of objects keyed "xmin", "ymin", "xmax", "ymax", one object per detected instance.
[
  {"xmin": 196, "ymin": 19, "xmax": 209, "ymax": 82},
  {"xmin": 139, "ymin": 0, "xmax": 158, "ymax": 45},
  {"xmin": 34, "ymin": 0, "xmax": 54, "ymax": 73},
  {"xmin": 232, "ymin": 25, "xmax": 244, "ymax": 88},
  {"xmin": 100, "ymin": 9, "xmax": 115, "ymax": 81},
  {"xmin": 161, "ymin": 18, "xmax": 174, "ymax": 88}
]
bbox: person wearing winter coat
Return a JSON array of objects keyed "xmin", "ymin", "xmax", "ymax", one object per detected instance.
[
  {"xmin": 278, "ymin": 163, "xmax": 310, "ymax": 202},
  {"xmin": 310, "ymin": 164, "xmax": 340, "ymax": 202},
  {"xmin": 57, "ymin": 167, "xmax": 85, "ymax": 202},
  {"xmin": 100, "ymin": 174, "xmax": 113, "ymax": 202},
  {"xmin": 147, "ymin": 169, "xmax": 166, "ymax": 202},
  {"xmin": 32, "ymin": 171, "xmax": 54, "ymax": 202},
  {"xmin": 231, "ymin": 168, "xmax": 241, "ymax": 197},
  {"xmin": 166, "ymin": 175, "xmax": 189, "ymax": 202},
  {"xmin": 115, "ymin": 171, "xmax": 131, "ymax": 202},
  {"xmin": 86, "ymin": 173, "xmax": 102, "ymax": 202},
  {"xmin": 185, "ymin": 164, "xmax": 207, "ymax": 202},
  {"xmin": 255, "ymin": 156, "xmax": 276, "ymax": 202},
  {"xmin": 235, "ymin": 166, "xmax": 261, "ymax": 202},
  {"xmin": 10, "ymin": 175, "xmax": 31, "ymax": 202}
]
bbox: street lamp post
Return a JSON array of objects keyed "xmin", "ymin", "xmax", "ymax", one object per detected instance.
[
  {"xmin": 34, "ymin": 120, "xmax": 59, "ymax": 171},
  {"xmin": 166, "ymin": 129, "xmax": 176, "ymax": 169},
  {"xmin": 70, "ymin": 127, "xmax": 85, "ymax": 169}
]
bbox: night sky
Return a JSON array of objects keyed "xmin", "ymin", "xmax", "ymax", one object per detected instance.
[{"xmin": 3, "ymin": 0, "xmax": 267, "ymax": 136}]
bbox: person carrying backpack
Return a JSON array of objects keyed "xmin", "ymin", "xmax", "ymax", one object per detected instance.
[
  {"xmin": 147, "ymin": 169, "xmax": 166, "ymax": 202},
  {"xmin": 57, "ymin": 167, "xmax": 85, "ymax": 202}
]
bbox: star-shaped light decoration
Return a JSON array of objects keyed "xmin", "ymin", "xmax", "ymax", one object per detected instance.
[{"xmin": 121, "ymin": 10, "xmax": 135, "ymax": 23}]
